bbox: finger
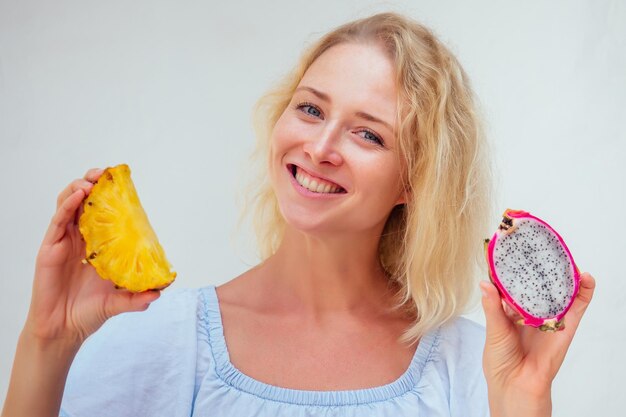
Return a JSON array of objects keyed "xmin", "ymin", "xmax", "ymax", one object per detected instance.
[
  {"xmin": 106, "ymin": 290, "xmax": 162, "ymax": 317},
  {"xmin": 56, "ymin": 179, "xmax": 95, "ymax": 209},
  {"xmin": 501, "ymin": 299, "xmax": 524, "ymax": 323},
  {"xmin": 43, "ymin": 189, "xmax": 86, "ymax": 245},
  {"xmin": 480, "ymin": 280, "xmax": 516, "ymax": 342},
  {"xmin": 74, "ymin": 199, "xmax": 85, "ymax": 226},
  {"xmin": 535, "ymin": 273, "xmax": 596, "ymax": 359},
  {"xmin": 562, "ymin": 272, "xmax": 596, "ymax": 331},
  {"xmin": 73, "ymin": 173, "xmax": 102, "ymax": 225},
  {"xmin": 84, "ymin": 167, "xmax": 105, "ymax": 183},
  {"xmin": 571, "ymin": 272, "xmax": 595, "ymax": 314}
]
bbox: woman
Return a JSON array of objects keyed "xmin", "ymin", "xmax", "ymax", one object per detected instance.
[{"xmin": 3, "ymin": 12, "xmax": 594, "ymax": 417}]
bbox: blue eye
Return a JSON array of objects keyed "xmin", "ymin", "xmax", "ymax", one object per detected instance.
[
  {"xmin": 361, "ymin": 129, "xmax": 383, "ymax": 146},
  {"xmin": 296, "ymin": 102, "xmax": 322, "ymax": 118}
]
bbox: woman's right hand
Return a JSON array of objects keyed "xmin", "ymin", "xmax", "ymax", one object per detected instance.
[
  {"xmin": 24, "ymin": 168, "xmax": 161, "ymax": 346},
  {"xmin": 3, "ymin": 168, "xmax": 162, "ymax": 417}
]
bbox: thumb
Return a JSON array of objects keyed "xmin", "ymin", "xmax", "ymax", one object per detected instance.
[
  {"xmin": 569, "ymin": 272, "xmax": 595, "ymax": 318},
  {"xmin": 480, "ymin": 280, "xmax": 514, "ymax": 342},
  {"xmin": 106, "ymin": 290, "xmax": 162, "ymax": 317},
  {"xmin": 560, "ymin": 272, "xmax": 596, "ymax": 336}
]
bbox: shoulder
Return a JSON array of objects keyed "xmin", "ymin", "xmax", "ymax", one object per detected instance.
[
  {"xmin": 85, "ymin": 287, "xmax": 202, "ymax": 348},
  {"xmin": 425, "ymin": 317, "xmax": 488, "ymax": 415},
  {"xmin": 431, "ymin": 316, "xmax": 485, "ymax": 371},
  {"xmin": 76, "ymin": 286, "xmax": 207, "ymax": 368},
  {"xmin": 438, "ymin": 316, "xmax": 486, "ymax": 353},
  {"xmin": 61, "ymin": 287, "xmax": 207, "ymax": 417}
]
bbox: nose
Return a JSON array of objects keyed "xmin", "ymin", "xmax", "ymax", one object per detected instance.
[{"xmin": 302, "ymin": 123, "xmax": 344, "ymax": 166}]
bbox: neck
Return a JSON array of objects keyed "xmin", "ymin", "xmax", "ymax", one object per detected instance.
[{"xmin": 259, "ymin": 226, "xmax": 396, "ymax": 316}]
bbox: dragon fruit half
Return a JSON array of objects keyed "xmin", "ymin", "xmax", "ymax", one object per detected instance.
[{"xmin": 485, "ymin": 209, "xmax": 581, "ymax": 331}]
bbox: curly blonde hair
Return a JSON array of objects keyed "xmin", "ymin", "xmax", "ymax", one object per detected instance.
[{"xmin": 244, "ymin": 12, "xmax": 491, "ymax": 344}]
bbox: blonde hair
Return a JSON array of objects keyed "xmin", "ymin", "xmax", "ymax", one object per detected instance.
[{"xmin": 245, "ymin": 12, "xmax": 491, "ymax": 344}]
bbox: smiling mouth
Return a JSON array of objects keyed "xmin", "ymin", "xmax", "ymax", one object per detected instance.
[{"xmin": 289, "ymin": 164, "xmax": 346, "ymax": 194}]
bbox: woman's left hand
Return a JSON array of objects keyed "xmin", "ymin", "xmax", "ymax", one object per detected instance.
[{"xmin": 480, "ymin": 272, "xmax": 595, "ymax": 417}]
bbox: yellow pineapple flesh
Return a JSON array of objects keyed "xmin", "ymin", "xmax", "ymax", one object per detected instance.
[{"xmin": 79, "ymin": 164, "xmax": 176, "ymax": 292}]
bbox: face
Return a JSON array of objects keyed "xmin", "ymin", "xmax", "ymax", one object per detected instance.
[{"xmin": 269, "ymin": 42, "xmax": 406, "ymax": 236}]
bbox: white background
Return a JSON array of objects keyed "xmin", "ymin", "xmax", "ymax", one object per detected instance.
[{"xmin": 1, "ymin": 0, "xmax": 624, "ymax": 415}]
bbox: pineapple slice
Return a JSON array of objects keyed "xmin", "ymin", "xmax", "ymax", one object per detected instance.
[{"xmin": 79, "ymin": 164, "xmax": 176, "ymax": 292}]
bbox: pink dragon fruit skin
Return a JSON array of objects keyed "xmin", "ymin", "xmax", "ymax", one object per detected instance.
[{"xmin": 485, "ymin": 209, "xmax": 581, "ymax": 331}]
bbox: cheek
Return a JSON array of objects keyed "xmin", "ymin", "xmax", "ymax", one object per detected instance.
[
  {"xmin": 271, "ymin": 113, "xmax": 308, "ymax": 154},
  {"xmin": 269, "ymin": 116, "xmax": 288, "ymax": 170},
  {"xmin": 364, "ymin": 159, "xmax": 404, "ymax": 203},
  {"xmin": 269, "ymin": 115, "xmax": 303, "ymax": 182}
]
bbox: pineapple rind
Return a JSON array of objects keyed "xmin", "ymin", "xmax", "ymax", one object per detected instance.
[{"xmin": 79, "ymin": 164, "xmax": 176, "ymax": 292}]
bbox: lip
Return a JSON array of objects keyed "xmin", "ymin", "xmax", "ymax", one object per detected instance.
[{"xmin": 286, "ymin": 164, "xmax": 347, "ymax": 197}]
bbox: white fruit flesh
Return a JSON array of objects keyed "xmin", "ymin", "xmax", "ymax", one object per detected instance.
[{"xmin": 492, "ymin": 218, "xmax": 576, "ymax": 318}]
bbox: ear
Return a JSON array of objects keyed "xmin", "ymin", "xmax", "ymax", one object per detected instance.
[{"xmin": 395, "ymin": 188, "xmax": 409, "ymax": 206}]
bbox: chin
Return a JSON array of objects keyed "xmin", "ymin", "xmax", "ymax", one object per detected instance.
[{"xmin": 278, "ymin": 204, "xmax": 338, "ymax": 235}]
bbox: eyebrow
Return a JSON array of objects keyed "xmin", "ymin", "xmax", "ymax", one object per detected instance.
[{"xmin": 294, "ymin": 86, "xmax": 394, "ymax": 133}]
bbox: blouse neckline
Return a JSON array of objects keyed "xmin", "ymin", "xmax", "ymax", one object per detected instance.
[{"xmin": 200, "ymin": 285, "xmax": 440, "ymax": 406}]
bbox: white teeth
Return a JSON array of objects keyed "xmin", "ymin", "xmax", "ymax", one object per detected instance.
[{"xmin": 293, "ymin": 166, "xmax": 342, "ymax": 194}]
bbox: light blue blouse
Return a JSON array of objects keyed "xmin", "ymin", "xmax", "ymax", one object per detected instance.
[{"xmin": 60, "ymin": 286, "xmax": 489, "ymax": 416}]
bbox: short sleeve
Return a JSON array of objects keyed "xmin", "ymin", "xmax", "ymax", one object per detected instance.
[
  {"xmin": 59, "ymin": 288, "xmax": 200, "ymax": 417},
  {"xmin": 436, "ymin": 318, "xmax": 489, "ymax": 417}
]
